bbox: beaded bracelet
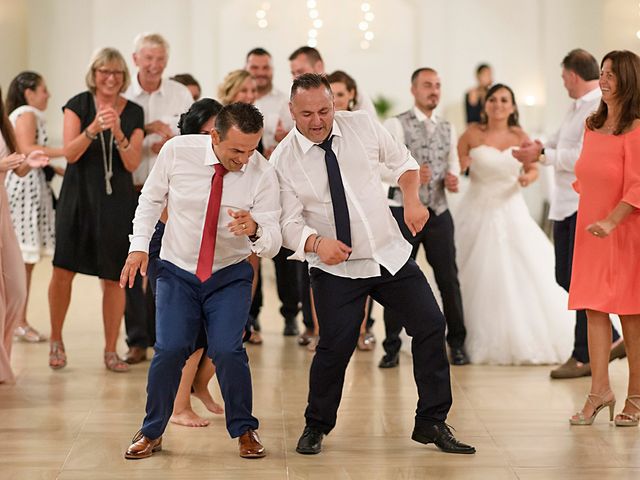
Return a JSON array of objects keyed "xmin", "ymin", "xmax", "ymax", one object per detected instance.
[{"xmin": 313, "ymin": 235, "xmax": 323, "ymax": 253}]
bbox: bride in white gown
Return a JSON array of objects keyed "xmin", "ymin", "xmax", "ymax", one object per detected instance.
[{"xmin": 455, "ymin": 84, "xmax": 573, "ymax": 365}]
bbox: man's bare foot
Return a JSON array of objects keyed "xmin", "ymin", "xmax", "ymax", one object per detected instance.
[
  {"xmin": 170, "ymin": 409, "xmax": 210, "ymax": 427},
  {"xmin": 193, "ymin": 386, "xmax": 224, "ymax": 414}
]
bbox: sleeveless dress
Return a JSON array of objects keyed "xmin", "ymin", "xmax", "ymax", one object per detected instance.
[
  {"xmin": 53, "ymin": 91, "xmax": 144, "ymax": 281},
  {"xmin": 569, "ymin": 127, "xmax": 640, "ymax": 314},
  {"xmin": 4, "ymin": 105, "xmax": 56, "ymax": 263},
  {"xmin": 454, "ymin": 145, "xmax": 573, "ymax": 365}
]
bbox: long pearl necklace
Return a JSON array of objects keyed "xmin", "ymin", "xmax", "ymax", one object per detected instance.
[{"xmin": 94, "ymin": 96, "xmax": 117, "ymax": 195}]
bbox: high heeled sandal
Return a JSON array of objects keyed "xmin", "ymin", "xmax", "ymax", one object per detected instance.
[
  {"xmin": 104, "ymin": 352, "xmax": 130, "ymax": 373},
  {"xmin": 569, "ymin": 391, "xmax": 616, "ymax": 425},
  {"xmin": 615, "ymin": 396, "xmax": 640, "ymax": 427},
  {"xmin": 15, "ymin": 325, "xmax": 47, "ymax": 343},
  {"xmin": 49, "ymin": 341, "xmax": 67, "ymax": 369}
]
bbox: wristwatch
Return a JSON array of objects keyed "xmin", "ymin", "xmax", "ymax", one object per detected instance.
[
  {"xmin": 538, "ymin": 147, "xmax": 546, "ymax": 164},
  {"xmin": 249, "ymin": 224, "xmax": 263, "ymax": 243}
]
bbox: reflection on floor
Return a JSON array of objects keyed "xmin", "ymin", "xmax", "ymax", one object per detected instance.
[{"xmin": 2, "ymin": 259, "xmax": 638, "ymax": 480}]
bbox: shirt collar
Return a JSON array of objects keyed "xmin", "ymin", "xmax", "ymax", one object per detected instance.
[
  {"xmin": 204, "ymin": 142, "xmax": 247, "ymax": 173},
  {"xmin": 575, "ymin": 87, "xmax": 601, "ymax": 109},
  {"xmin": 294, "ymin": 119, "xmax": 343, "ymax": 155},
  {"xmin": 412, "ymin": 106, "xmax": 438, "ymax": 125},
  {"xmin": 132, "ymin": 74, "xmax": 167, "ymax": 96}
]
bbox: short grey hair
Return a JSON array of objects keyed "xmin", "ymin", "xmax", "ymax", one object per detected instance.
[{"xmin": 133, "ymin": 33, "xmax": 170, "ymax": 55}]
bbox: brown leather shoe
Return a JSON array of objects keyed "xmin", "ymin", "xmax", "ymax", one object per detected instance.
[
  {"xmin": 124, "ymin": 346, "xmax": 147, "ymax": 364},
  {"xmin": 550, "ymin": 357, "xmax": 591, "ymax": 379},
  {"xmin": 124, "ymin": 430, "xmax": 162, "ymax": 460},
  {"xmin": 610, "ymin": 340, "xmax": 626, "ymax": 362},
  {"xmin": 238, "ymin": 429, "xmax": 266, "ymax": 458}
]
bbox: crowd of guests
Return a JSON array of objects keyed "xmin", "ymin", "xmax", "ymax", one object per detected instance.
[{"xmin": 0, "ymin": 32, "xmax": 638, "ymax": 457}]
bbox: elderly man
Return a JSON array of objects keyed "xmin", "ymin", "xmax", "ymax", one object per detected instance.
[
  {"xmin": 271, "ymin": 73, "xmax": 475, "ymax": 456},
  {"xmin": 122, "ymin": 33, "xmax": 194, "ymax": 364}
]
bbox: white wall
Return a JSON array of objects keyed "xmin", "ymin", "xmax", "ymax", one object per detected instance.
[{"xmin": 2, "ymin": 0, "xmax": 637, "ymax": 146}]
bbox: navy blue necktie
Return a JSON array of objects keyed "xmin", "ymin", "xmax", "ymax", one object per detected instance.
[{"xmin": 317, "ymin": 136, "xmax": 352, "ymax": 247}]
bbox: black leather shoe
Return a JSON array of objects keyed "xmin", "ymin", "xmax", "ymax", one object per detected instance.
[
  {"xmin": 378, "ymin": 353, "xmax": 399, "ymax": 369},
  {"xmin": 283, "ymin": 318, "xmax": 299, "ymax": 336},
  {"xmin": 296, "ymin": 426, "xmax": 324, "ymax": 454},
  {"xmin": 450, "ymin": 347, "xmax": 470, "ymax": 366},
  {"xmin": 412, "ymin": 423, "xmax": 476, "ymax": 454}
]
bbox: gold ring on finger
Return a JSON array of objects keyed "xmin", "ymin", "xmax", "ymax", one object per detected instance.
[{"xmin": 242, "ymin": 223, "xmax": 246, "ymax": 230}]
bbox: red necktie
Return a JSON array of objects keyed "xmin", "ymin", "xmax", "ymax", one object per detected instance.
[{"xmin": 196, "ymin": 163, "xmax": 227, "ymax": 282}]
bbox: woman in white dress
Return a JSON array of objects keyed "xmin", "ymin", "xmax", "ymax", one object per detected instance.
[
  {"xmin": 456, "ymin": 83, "xmax": 573, "ymax": 365},
  {"xmin": 5, "ymin": 72, "xmax": 63, "ymax": 343}
]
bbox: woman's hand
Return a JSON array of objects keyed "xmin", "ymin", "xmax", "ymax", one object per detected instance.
[
  {"xmin": 0, "ymin": 152, "xmax": 25, "ymax": 172},
  {"xmin": 26, "ymin": 150, "xmax": 49, "ymax": 168},
  {"xmin": 587, "ymin": 219, "xmax": 616, "ymax": 238}
]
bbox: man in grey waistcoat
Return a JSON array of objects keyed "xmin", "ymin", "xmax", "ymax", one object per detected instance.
[{"xmin": 380, "ymin": 67, "xmax": 469, "ymax": 367}]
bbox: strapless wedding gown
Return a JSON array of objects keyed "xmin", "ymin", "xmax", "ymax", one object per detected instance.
[{"xmin": 454, "ymin": 145, "xmax": 573, "ymax": 365}]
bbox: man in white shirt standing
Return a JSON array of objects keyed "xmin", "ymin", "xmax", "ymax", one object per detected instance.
[
  {"xmin": 244, "ymin": 47, "xmax": 301, "ymax": 337},
  {"xmin": 121, "ymin": 103, "xmax": 281, "ymax": 460},
  {"xmin": 272, "ymin": 74, "xmax": 475, "ymax": 456},
  {"xmin": 513, "ymin": 49, "xmax": 625, "ymax": 379},
  {"xmin": 122, "ymin": 33, "xmax": 194, "ymax": 365},
  {"xmin": 381, "ymin": 68, "xmax": 468, "ymax": 368}
]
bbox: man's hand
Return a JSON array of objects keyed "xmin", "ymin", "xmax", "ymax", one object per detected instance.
[
  {"xmin": 316, "ymin": 237, "xmax": 352, "ymax": 265},
  {"xmin": 403, "ymin": 200, "xmax": 429, "ymax": 236},
  {"xmin": 587, "ymin": 219, "xmax": 616, "ymax": 238},
  {"xmin": 145, "ymin": 120, "xmax": 174, "ymax": 139},
  {"xmin": 227, "ymin": 208, "xmax": 257, "ymax": 237},
  {"xmin": 512, "ymin": 139, "xmax": 543, "ymax": 166},
  {"xmin": 120, "ymin": 251, "xmax": 149, "ymax": 288},
  {"xmin": 444, "ymin": 172, "xmax": 459, "ymax": 193},
  {"xmin": 419, "ymin": 164, "xmax": 432, "ymax": 185}
]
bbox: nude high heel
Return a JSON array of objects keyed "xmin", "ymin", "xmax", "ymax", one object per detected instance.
[
  {"xmin": 615, "ymin": 396, "xmax": 640, "ymax": 427},
  {"xmin": 569, "ymin": 391, "xmax": 616, "ymax": 425}
]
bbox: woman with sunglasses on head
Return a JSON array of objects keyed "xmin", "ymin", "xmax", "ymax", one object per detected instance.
[{"xmin": 48, "ymin": 47, "xmax": 144, "ymax": 372}]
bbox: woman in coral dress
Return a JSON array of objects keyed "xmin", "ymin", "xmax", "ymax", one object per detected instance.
[{"xmin": 569, "ymin": 50, "xmax": 640, "ymax": 427}]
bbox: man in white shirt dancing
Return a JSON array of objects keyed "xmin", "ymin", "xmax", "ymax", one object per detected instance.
[{"xmin": 272, "ymin": 74, "xmax": 474, "ymax": 455}]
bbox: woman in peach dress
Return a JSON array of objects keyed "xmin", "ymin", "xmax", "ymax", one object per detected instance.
[{"xmin": 569, "ymin": 50, "xmax": 640, "ymax": 427}]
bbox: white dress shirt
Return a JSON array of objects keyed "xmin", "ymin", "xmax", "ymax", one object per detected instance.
[
  {"xmin": 124, "ymin": 76, "xmax": 194, "ymax": 186},
  {"xmin": 255, "ymin": 87, "xmax": 294, "ymax": 150},
  {"xmin": 271, "ymin": 110, "xmax": 419, "ymax": 279},
  {"xmin": 129, "ymin": 134, "xmax": 282, "ymax": 275},
  {"xmin": 542, "ymin": 88, "xmax": 601, "ymax": 221},
  {"xmin": 382, "ymin": 107, "xmax": 460, "ymax": 207}
]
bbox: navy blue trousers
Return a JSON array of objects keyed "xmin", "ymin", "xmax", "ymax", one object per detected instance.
[
  {"xmin": 140, "ymin": 260, "xmax": 258, "ymax": 439},
  {"xmin": 306, "ymin": 259, "xmax": 452, "ymax": 434}
]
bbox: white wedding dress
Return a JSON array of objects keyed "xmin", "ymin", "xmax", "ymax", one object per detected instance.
[{"xmin": 454, "ymin": 145, "xmax": 573, "ymax": 365}]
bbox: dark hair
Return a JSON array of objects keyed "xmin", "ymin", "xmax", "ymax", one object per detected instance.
[
  {"xmin": 246, "ymin": 47, "xmax": 271, "ymax": 61},
  {"xmin": 587, "ymin": 50, "xmax": 640, "ymax": 135},
  {"xmin": 561, "ymin": 49, "xmax": 599, "ymax": 81},
  {"xmin": 215, "ymin": 102, "xmax": 263, "ymax": 140},
  {"xmin": 6, "ymin": 71, "xmax": 43, "ymax": 113},
  {"xmin": 480, "ymin": 83, "xmax": 520, "ymax": 127},
  {"xmin": 288, "ymin": 46, "xmax": 323, "ymax": 64},
  {"xmin": 290, "ymin": 73, "xmax": 332, "ymax": 101},
  {"xmin": 171, "ymin": 73, "xmax": 200, "ymax": 89},
  {"xmin": 178, "ymin": 98, "xmax": 223, "ymax": 135},
  {"xmin": 326, "ymin": 70, "xmax": 358, "ymax": 110},
  {"xmin": 411, "ymin": 67, "xmax": 438, "ymax": 84},
  {"xmin": 476, "ymin": 64, "xmax": 491, "ymax": 75},
  {"xmin": 0, "ymin": 87, "xmax": 17, "ymax": 153}
]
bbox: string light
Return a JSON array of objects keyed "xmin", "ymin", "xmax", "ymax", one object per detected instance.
[
  {"xmin": 358, "ymin": 2, "xmax": 375, "ymax": 50},
  {"xmin": 307, "ymin": 0, "xmax": 322, "ymax": 47},
  {"xmin": 255, "ymin": 2, "xmax": 271, "ymax": 29}
]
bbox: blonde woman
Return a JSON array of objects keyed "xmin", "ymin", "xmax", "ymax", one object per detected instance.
[{"xmin": 48, "ymin": 48, "xmax": 144, "ymax": 371}]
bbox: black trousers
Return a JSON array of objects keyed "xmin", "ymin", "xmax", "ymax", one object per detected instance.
[
  {"xmin": 306, "ymin": 259, "xmax": 452, "ymax": 434},
  {"xmin": 124, "ymin": 272, "xmax": 156, "ymax": 348},
  {"xmin": 299, "ymin": 261, "xmax": 315, "ymax": 331},
  {"xmin": 249, "ymin": 247, "xmax": 300, "ymax": 331},
  {"xmin": 382, "ymin": 207, "xmax": 466, "ymax": 356},
  {"xmin": 553, "ymin": 212, "xmax": 620, "ymax": 363}
]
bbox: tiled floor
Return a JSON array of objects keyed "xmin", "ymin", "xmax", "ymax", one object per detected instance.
[{"xmin": 2, "ymin": 260, "xmax": 638, "ymax": 479}]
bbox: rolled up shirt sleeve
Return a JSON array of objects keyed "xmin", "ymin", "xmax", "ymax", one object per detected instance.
[
  {"xmin": 249, "ymin": 165, "xmax": 283, "ymax": 258},
  {"xmin": 129, "ymin": 141, "xmax": 172, "ymax": 253}
]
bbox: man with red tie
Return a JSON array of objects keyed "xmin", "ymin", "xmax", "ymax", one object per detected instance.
[{"xmin": 119, "ymin": 103, "xmax": 282, "ymax": 460}]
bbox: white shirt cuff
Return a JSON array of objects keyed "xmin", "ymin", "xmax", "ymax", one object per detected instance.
[
  {"xmin": 288, "ymin": 225, "xmax": 317, "ymax": 262},
  {"xmin": 129, "ymin": 235, "xmax": 151, "ymax": 254}
]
